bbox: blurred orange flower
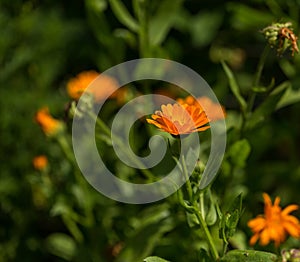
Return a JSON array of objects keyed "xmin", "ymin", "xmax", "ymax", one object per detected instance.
[
  {"xmin": 248, "ymin": 193, "xmax": 300, "ymax": 247},
  {"xmin": 35, "ymin": 107, "xmax": 63, "ymax": 136},
  {"xmin": 146, "ymin": 103, "xmax": 210, "ymax": 136},
  {"xmin": 33, "ymin": 155, "xmax": 48, "ymax": 171},
  {"xmin": 177, "ymin": 96, "xmax": 226, "ymax": 121},
  {"xmin": 67, "ymin": 70, "xmax": 119, "ymax": 102}
]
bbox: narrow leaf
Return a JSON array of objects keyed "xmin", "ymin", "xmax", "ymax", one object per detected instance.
[
  {"xmin": 276, "ymin": 85, "xmax": 300, "ymax": 109},
  {"xmin": 246, "ymin": 81, "xmax": 290, "ymax": 129},
  {"xmin": 149, "ymin": 0, "xmax": 184, "ymax": 45},
  {"xmin": 221, "ymin": 61, "xmax": 247, "ymax": 111},
  {"xmin": 109, "ymin": 0, "xmax": 139, "ymax": 32}
]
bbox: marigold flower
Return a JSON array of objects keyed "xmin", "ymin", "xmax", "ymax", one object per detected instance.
[
  {"xmin": 67, "ymin": 70, "xmax": 118, "ymax": 102},
  {"xmin": 146, "ymin": 102, "xmax": 210, "ymax": 136},
  {"xmin": 33, "ymin": 155, "xmax": 48, "ymax": 171},
  {"xmin": 177, "ymin": 95, "xmax": 226, "ymax": 121},
  {"xmin": 248, "ymin": 193, "xmax": 300, "ymax": 247},
  {"xmin": 35, "ymin": 107, "xmax": 63, "ymax": 136}
]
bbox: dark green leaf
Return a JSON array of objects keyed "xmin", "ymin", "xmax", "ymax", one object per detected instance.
[
  {"xmin": 221, "ymin": 61, "xmax": 247, "ymax": 111},
  {"xmin": 228, "ymin": 139, "xmax": 251, "ymax": 168},
  {"xmin": 219, "ymin": 194, "xmax": 243, "ymax": 243},
  {"xmin": 220, "ymin": 250, "xmax": 278, "ymax": 262},
  {"xmin": 149, "ymin": 0, "xmax": 184, "ymax": 46},
  {"xmin": 116, "ymin": 219, "xmax": 173, "ymax": 262}
]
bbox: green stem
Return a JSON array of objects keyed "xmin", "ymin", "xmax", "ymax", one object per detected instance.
[
  {"xmin": 200, "ymin": 192, "xmax": 205, "ymax": 220},
  {"xmin": 222, "ymin": 241, "xmax": 229, "ymax": 257},
  {"xmin": 248, "ymin": 46, "xmax": 270, "ymax": 113},
  {"xmin": 57, "ymin": 135, "xmax": 76, "ymax": 164},
  {"xmin": 193, "ymin": 207, "xmax": 219, "ymax": 261},
  {"xmin": 179, "ymin": 155, "xmax": 219, "ymax": 260}
]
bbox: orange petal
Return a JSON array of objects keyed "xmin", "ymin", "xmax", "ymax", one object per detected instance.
[{"xmin": 282, "ymin": 204, "xmax": 299, "ymax": 216}]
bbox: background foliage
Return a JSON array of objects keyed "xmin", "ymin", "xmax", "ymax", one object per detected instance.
[{"xmin": 1, "ymin": 0, "xmax": 300, "ymax": 261}]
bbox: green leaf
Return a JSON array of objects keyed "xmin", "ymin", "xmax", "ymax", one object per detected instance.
[
  {"xmin": 206, "ymin": 198, "xmax": 217, "ymax": 226},
  {"xmin": 116, "ymin": 204, "xmax": 174, "ymax": 262},
  {"xmin": 228, "ymin": 193, "xmax": 243, "ymax": 214},
  {"xmin": 148, "ymin": 0, "xmax": 184, "ymax": 46},
  {"xmin": 116, "ymin": 219, "xmax": 173, "ymax": 262},
  {"xmin": 45, "ymin": 233, "xmax": 76, "ymax": 261},
  {"xmin": 221, "ymin": 61, "xmax": 247, "ymax": 112},
  {"xmin": 220, "ymin": 250, "xmax": 278, "ymax": 262},
  {"xmin": 227, "ymin": 3, "xmax": 274, "ymax": 31},
  {"xmin": 190, "ymin": 11, "xmax": 223, "ymax": 47},
  {"xmin": 186, "ymin": 212, "xmax": 199, "ymax": 227},
  {"xmin": 228, "ymin": 139, "xmax": 251, "ymax": 168},
  {"xmin": 144, "ymin": 256, "xmax": 170, "ymax": 262},
  {"xmin": 246, "ymin": 81, "xmax": 290, "ymax": 129},
  {"xmin": 109, "ymin": 0, "xmax": 139, "ymax": 32},
  {"xmin": 276, "ymin": 85, "xmax": 300, "ymax": 109},
  {"xmin": 219, "ymin": 194, "xmax": 243, "ymax": 243}
]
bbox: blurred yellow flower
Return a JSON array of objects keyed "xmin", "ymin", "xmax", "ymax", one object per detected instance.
[
  {"xmin": 146, "ymin": 102, "xmax": 210, "ymax": 136},
  {"xmin": 177, "ymin": 95, "xmax": 226, "ymax": 121},
  {"xmin": 35, "ymin": 107, "xmax": 63, "ymax": 136},
  {"xmin": 32, "ymin": 155, "xmax": 48, "ymax": 171},
  {"xmin": 67, "ymin": 70, "xmax": 119, "ymax": 102},
  {"xmin": 248, "ymin": 193, "xmax": 300, "ymax": 247}
]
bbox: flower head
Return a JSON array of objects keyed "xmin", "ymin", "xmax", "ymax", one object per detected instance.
[
  {"xmin": 248, "ymin": 193, "xmax": 300, "ymax": 247},
  {"xmin": 146, "ymin": 102, "xmax": 210, "ymax": 136},
  {"xmin": 67, "ymin": 70, "xmax": 118, "ymax": 102},
  {"xmin": 262, "ymin": 22, "xmax": 299, "ymax": 56},
  {"xmin": 35, "ymin": 107, "xmax": 64, "ymax": 136},
  {"xmin": 177, "ymin": 96, "xmax": 226, "ymax": 121},
  {"xmin": 33, "ymin": 155, "xmax": 48, "ymax": 171}
]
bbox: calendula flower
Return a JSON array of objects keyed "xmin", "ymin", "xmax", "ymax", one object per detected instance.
[
  {"xmin": 35, "ymin": 107, "xmax": 64, "ymax": 136},
  {"xmin": 248, "ymin": 193, "xmax": 300, "ymax": 247},
  {"xmin": 146, "ymin": 102, "xmax": 210, "ymax": 136},
  {"xmin": 67, "ymin": 70, "xmax": 118, "ymax": 102},
  {"xmin": 33, "ymin": 155, "xmax": 48, "ymax": 171},
  {"xmin": 177, "ymin": 96, "xmax": 226, "ymax": 121}
]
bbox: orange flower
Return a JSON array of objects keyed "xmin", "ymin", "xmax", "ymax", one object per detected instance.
[
  {"xmin": 67, "ymin": 70, "xmax": 118, "ymax": 102},
  {"xmin": 177, "ymin": 96, "xmax": 226, "ymax": 121},
  {"xmin": 33, "ymin": 155, "xmax": 48, "ymax": 171},
  {"xmin": 35, "ymin": 107, "xmax": 63, "ymax": 136},
  {"xmin": 146, "ymin": 103, "xmax": 210, "ymax": 136},
  {"xmin": 248, "ymin": 193, "xmax": 300, "ymax": 247}
]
